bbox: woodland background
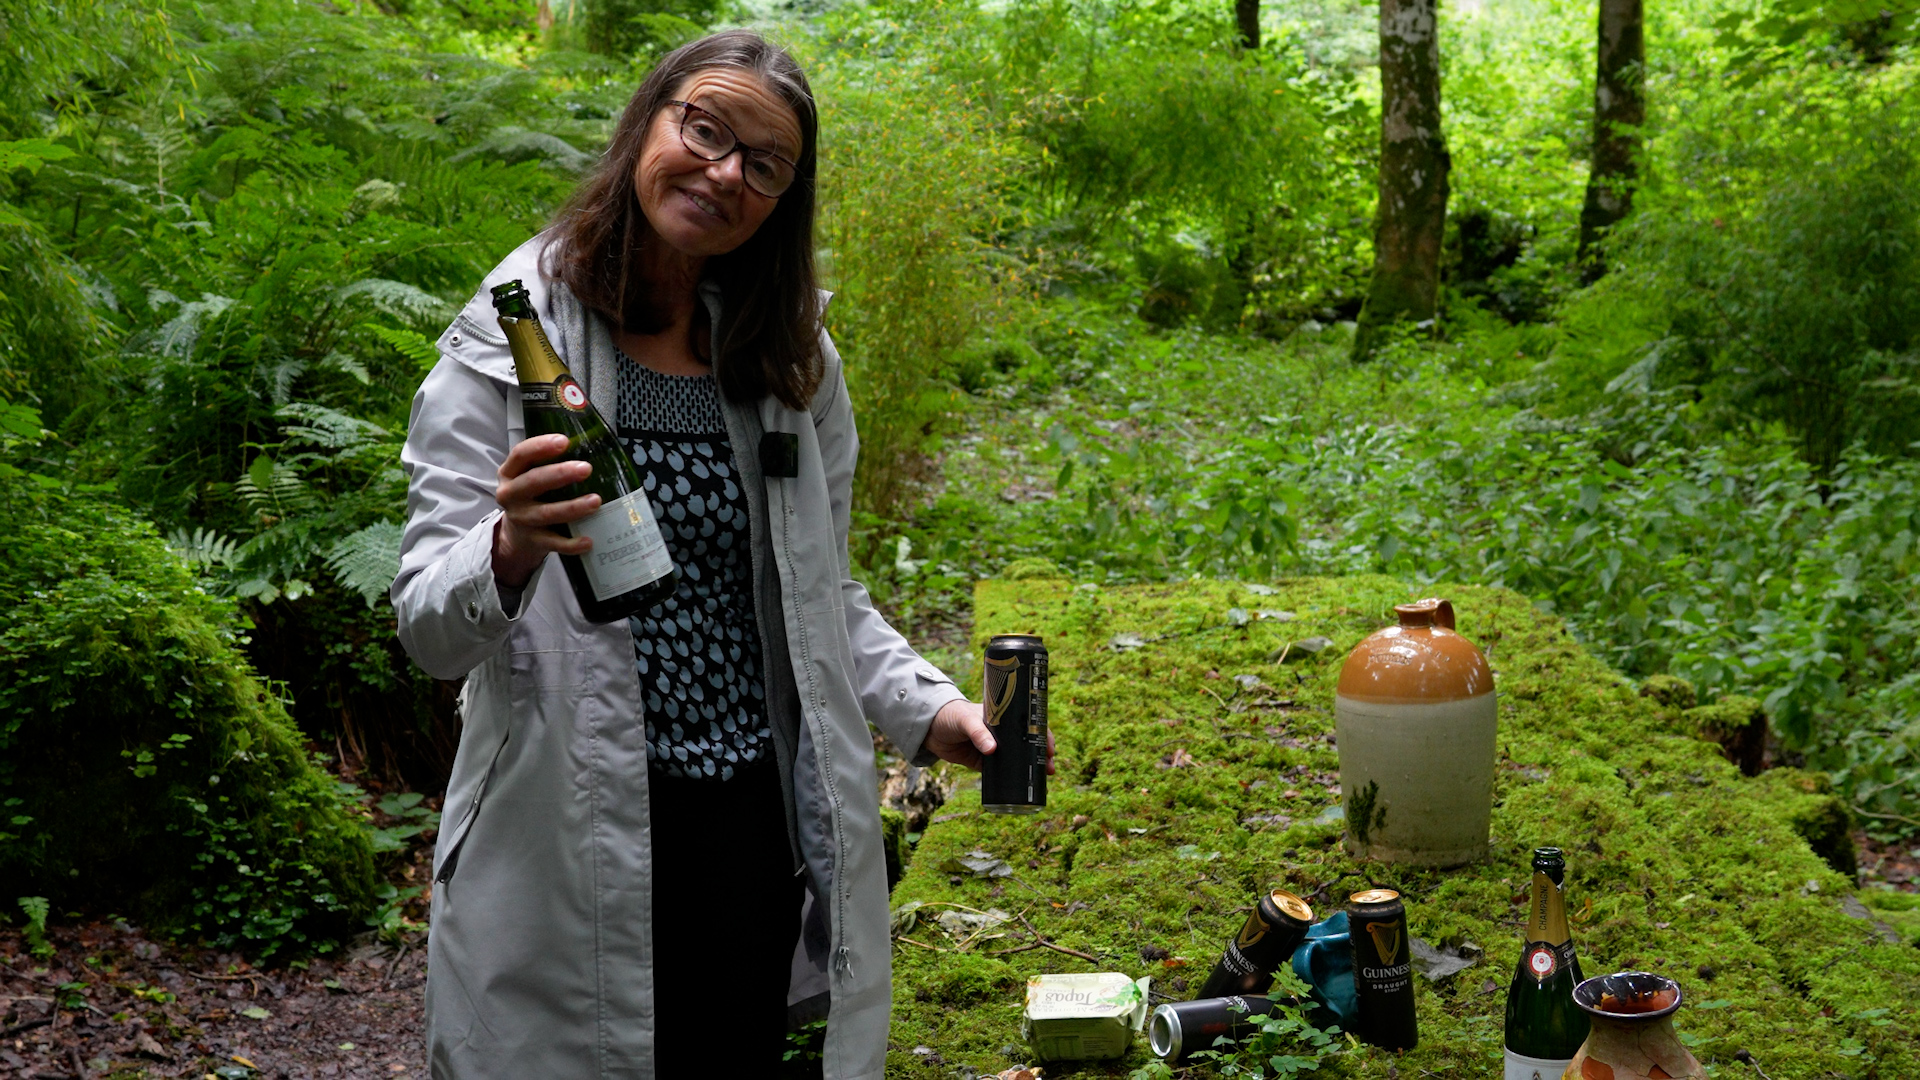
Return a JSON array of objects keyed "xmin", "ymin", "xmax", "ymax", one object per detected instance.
[{"xmin": 0, "ymin": 0, "xmax": 1916, "ymax": 1062}]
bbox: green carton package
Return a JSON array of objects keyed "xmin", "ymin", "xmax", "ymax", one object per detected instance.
[{"xmin": 1022, "ymin": 973, "xmax": 1152, "ymax": 1061}]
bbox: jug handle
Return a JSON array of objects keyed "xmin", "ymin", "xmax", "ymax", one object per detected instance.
[{"xmin": 1416, "ymin": 597, "xmax": 1456, "ymax": 630}]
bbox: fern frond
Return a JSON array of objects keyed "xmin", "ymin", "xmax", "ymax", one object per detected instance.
[
  {"xmin": 275, "ymin": 402, "xmax": 387, "ymax": 450},
  {"xmin": 448, "ymin": 127, "xmax": 594, "ymax": 174},
  {"xmin": 267, "ymin": 355, "xmax": 308, "ymax": 406},
  {"xmin": 319, "ymin": 350, "xmax": 372, "ymax": 384},
  {"xmin": 334, "ymin": 278, "xmax": 451, "ymax": 323},
  {"xmin": 167, "ymin": 526, "xmax": 241, "ymax": 569},
  {"xmin": 140, "ymin": 293, "xmax": 237, "ymax": 359},
  {"xmin": 237, "ymin": 458, "xmax": 318, "ymax": 518},
  {"xmin": 360, "ymin": 322, "xmax": 441, "ymax": 371},
  {"xmin": 327, "ymin": 521, "xmax": 403, "ymax": 607}
]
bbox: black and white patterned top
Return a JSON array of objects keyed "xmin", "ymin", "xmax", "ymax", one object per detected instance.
[{"xmin": 616, "ymin": 358, "xmax": 769, "ymax": 781}]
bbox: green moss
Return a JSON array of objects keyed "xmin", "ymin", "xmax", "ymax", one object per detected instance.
[
  {"xmin": 1863, "ymin": 891, "xmax": 1920, "ymax": 946},
  {"xmin": 1752, "ymin": 768, "xmax": 1859, "ymax": 877},
  {"xmin": 0, "ymin": 482, "xmax": 378, "ymax": 955},
  {"xmin": 882, "ymin": 805, "xmax": 911, "ymax": 889},
  {"xmin": 1000, "ymin": 556, "xmax": 1070, "ymax": 581},
  {"xmin": 1684, "ymin": 694, "xmax": 1769, "ymax": 777},
  {"xmin": 1638, "ymin": 673, "xmax": 1698, "ymax": 712},
  {"xmin": 885, "ymin": 577, "xmax": 1920, "ymax": 1078}
]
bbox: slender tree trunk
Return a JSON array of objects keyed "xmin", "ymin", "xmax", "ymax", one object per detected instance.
[
  {"xmin": 1236, "ymin": 0, "xmax": 1261, "ymax": 50},
  {"xmin": 1352, "ymin": 0, "xmax": 1450, "ymax": 362},
  {"xmin": 1577, "ymin": 0, "xmax": 1644, "ymax": 281}
]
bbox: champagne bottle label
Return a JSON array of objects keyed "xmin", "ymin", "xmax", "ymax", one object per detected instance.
[
  {"xmin": 568, "ymin": 490, "xmax": 674, "ymax": 601},
  {"xmin": 522, "ymin": 375, "xmax": 590, "ymax": 412},
  {"xmin": 1503, "ymin": 1049, "xmax": 1574, "ymax": 1080},
  {"xmin": 1521, "ymin": 939, "xmax": 1576, "ymax": 982}
]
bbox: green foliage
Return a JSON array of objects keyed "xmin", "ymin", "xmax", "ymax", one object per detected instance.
[
  {"xmin": 901, "ymin": 304, "xmax": 1920, "ymax": 832},
  {"xmin": 17, "ymin": 896, "xmax": 54, "ymax": 959},
  {"xmin": 582, "ymin": 0, "xmax": 713, "ymax": 59},
  {"xmin": 887, "ymin": 578, "xmax": 1920, "ymax": 1076},
  {"xmin": 1588, "ymin": 75, "xmax": 1920, "ymax": 476},
  {"xmin": 0, "ymin": 476, "xmax": 377, "ymax": 955},
  {"xmin": 805, "ymin": 41, "xmax": 1027, "ymax": 523}
]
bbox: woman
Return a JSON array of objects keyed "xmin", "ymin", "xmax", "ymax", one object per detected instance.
[{"xmin": 392, "ymin": 31, "xmax": 1023, "ymax": 1079}]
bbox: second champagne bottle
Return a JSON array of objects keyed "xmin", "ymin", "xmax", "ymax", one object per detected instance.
[
  {"xmin": 1503, "ymin": 846, "xmax": 1589, "ymax": 1079},
  {"xmin": 492, "ymin": 280, "xmax": 678, "ymax": 622}
]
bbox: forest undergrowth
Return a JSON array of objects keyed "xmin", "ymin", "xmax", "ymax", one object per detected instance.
[{"xmin": 0, "ymin": 0, "xmax": 1915, "ymax": 978}]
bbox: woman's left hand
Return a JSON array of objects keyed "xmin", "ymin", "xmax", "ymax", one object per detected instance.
[{"xmin": 923, "ymin": 699, "xmax": 1057, "ymax": 774}]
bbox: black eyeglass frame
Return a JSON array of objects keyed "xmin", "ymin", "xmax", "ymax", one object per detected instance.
[{"xmin": 665, "ymin": 99, "xmax": 800, "ymax": 199}]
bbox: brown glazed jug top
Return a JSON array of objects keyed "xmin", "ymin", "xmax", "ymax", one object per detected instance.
[{"xmin": 1335, "ymin": 598, "xmax": 1493, "ymax": 705}]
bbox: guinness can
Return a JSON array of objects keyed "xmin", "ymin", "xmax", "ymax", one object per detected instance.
[
  {"xmin": 1349, "ymin": 888, "xmax": 1417, "ymax": 1050},
  {"xmin": 1197, "ymin": 888, "xmax": 1315, "ymax": 999},
  {"xmin": 981, "ymin": 635, "xmax": 1048, "ymax": 814},
  {"xmin": 1148, "ymin": 995, "xmax": 1289, "ymax": 1064}
]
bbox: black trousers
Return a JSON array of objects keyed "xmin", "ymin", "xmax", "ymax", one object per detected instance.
[{"xmin": 648, "ymin": 758, "xmax": 804, "ymax": 1076}]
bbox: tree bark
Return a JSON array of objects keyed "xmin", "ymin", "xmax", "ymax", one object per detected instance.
[
  {"xmin": 1577, "ymin": 0, "xmax": 1644, "ymax": 281},
  {"xmin": 1353, "ymin": 0, "xmax": 1450, "ymax": 362},
  {"xmin": 1236, "ymin": 0, "xmax": 1260, "ymax": 50}
]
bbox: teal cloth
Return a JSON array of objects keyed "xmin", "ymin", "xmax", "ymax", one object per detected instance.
[{"xmin": 1291, "ymin": 912, "xmax": 1360, "ymax": 1032}]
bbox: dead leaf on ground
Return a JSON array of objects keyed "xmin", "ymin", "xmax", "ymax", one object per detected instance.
[
  {"xmin": 940, "ymin": 851, "xmax": 1014, "ymax": 878},
  {"xmin": 935, "ymin": 908, "xmax": 1012, "ymax": 938}
]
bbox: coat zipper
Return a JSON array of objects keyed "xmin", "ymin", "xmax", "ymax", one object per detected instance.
[{"xmin": 780, "ymin": 485, "xmax": 854, "ymax": 981}]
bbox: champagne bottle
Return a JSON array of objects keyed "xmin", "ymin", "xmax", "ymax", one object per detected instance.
[
  {"xmin": 491, "ymin": 280, "xmax": 677, "ymax": 622},
  {"xmin": 1503, "ymin": 847, "xmax": 1590, "ymax": 1079}
]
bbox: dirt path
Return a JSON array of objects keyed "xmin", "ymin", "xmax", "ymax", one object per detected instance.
[{"xmin": 1, "ymin": 922, "xmax": 427, "ymax": 1080}]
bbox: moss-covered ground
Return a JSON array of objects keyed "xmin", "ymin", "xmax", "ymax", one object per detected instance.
[{"xmin": 886, "ymin": 576, "xmax": 1919, "ymax": 1078}]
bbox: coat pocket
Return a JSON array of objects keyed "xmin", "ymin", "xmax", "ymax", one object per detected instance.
[{"xmin": 433, "ymin": 730, "xmax": 510, "ymax": 885}]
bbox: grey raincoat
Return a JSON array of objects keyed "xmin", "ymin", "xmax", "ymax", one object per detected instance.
[{"xmin": 393, "ymin": 232, "xmax": 965, "ymax": 1079}]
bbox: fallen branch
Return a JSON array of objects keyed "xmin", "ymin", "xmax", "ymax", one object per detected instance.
[
  {"xmin": 1013, "ymin": 912, "xmax": 1100, "ymax": 964},
  {"xmin": 0, "ymin": 960, "xmax": 61, "ymax": 989},
  {"xmin": 894, "ymin": 936, "xmax": 948, "ymax": 953},
  {"xmin": 1853, "ymin": 807, "xmax": 1920, "ymax": 829},
  {"xmin": 384, "ymin": 942, "xmax": 411, "ymax": 990},
  {"xmin": 1734, "ymin": 1048, "xmax": 1774, "ymax": 1080},
  {"xmin": 0, "ymin": 1016, "xmax": 54, "ymax": 1039}
]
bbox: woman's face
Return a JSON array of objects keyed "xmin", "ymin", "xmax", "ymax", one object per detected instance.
[{"xmin": 634, "ymin": 69, "xmax": 803, "ymax": 262}]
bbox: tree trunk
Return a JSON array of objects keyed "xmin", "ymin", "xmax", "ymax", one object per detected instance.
[
  {"xmin": 1236, "ymin": 0, "xmax": 1260, "ymax": 50},
  {"xmin": 1352, "ymin": 0, "xmax": 1450, "ymax": 362},
  {"xmin": 1577, "ymin": 0, "xmax": 1644, "ymax": 281}
]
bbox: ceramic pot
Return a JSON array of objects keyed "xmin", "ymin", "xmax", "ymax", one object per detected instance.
[
  {"xmin": 1333, "ymin": 598, "xmax": 1495, "ymax": 866},
  {"xmin": 1563, "ymin": 972, "xmax": 1705, "ymax": 1080}
]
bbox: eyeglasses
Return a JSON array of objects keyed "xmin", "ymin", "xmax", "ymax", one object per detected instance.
[{"xmin": 666, "ymin": 99, "xmax": 800, "ymax": 199}]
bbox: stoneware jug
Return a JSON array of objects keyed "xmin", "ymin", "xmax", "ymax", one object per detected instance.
[
  {"xmin": 1563, "ymin": 972, "xmax": 1705, "ymax": 1080},
  {"xmin": 1333, "ymin": 598, "xmax": 1496, "ymax": 866}
]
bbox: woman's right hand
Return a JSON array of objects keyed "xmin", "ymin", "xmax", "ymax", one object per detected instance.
[{"xmin": 492, "ymin": 433, "xmax": 600, "ymax": 590}]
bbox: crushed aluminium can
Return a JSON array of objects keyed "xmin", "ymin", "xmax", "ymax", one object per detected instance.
[{"xmin": 1149, "ymin": 995, "xmax": 1290, "ymax": 1064}]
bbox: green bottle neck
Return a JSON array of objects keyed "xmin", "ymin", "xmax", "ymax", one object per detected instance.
[
  {"xmin": 499, "ymin": 315, "xmax": 571, "ymax": 385},
  {"xmin": 1526, "ymin": 870, "xmax": 1571, "ymax": 945}
]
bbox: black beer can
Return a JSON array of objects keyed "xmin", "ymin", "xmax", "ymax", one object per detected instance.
[
  {"xmin": 1349, "ymin": 888, "xmax": 1418, "ymax": 1051},
  {"xmin": 981, "ymin": 634, "xmax": 1047, "ymax": 814},
  {"xmin": 1197, "ymin": 888, "xmax": 1315, "ymax": 999},
  {"xmin": 1148, "ymin": 995, "xmax": 1290, "ymax": 1064}
]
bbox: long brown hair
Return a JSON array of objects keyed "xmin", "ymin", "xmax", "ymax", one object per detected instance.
[{"xmin": 545, "ymin": 31, "xmax": 823, "ymax": 410}]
